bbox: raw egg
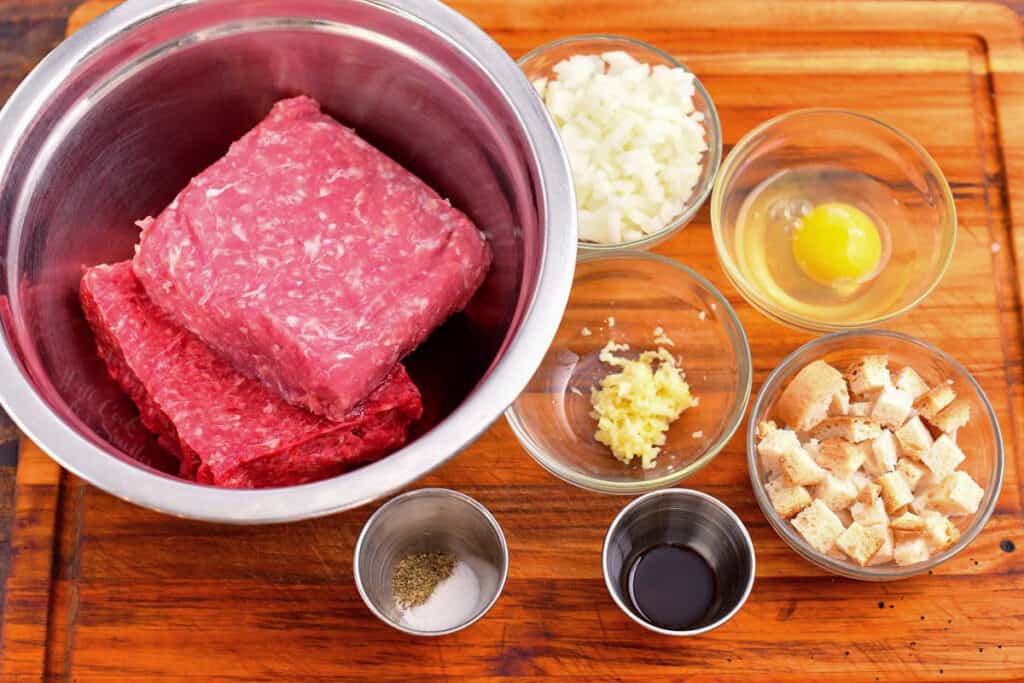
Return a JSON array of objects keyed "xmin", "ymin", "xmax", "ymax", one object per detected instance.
[{"xmin": 791, "ymin": 202, "xmax": 882, "ymax": 286}]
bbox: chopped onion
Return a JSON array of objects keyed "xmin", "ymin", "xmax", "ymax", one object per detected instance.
[{"xmin": 534, "ymin": 52, "xmax": 707, "ymax": 244}]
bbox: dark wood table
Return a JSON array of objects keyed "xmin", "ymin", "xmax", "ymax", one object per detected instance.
[{"xmin": 2, "ymin": 1, "xmax": 1024, "ymax": 680}]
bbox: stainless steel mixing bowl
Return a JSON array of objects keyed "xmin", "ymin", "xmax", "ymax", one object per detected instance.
[{"xmin": 0, "ymin": 0, "xmax": 576, "ymax": 522}]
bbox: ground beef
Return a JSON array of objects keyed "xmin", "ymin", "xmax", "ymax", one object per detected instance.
[
  {"xmin": 80, "ymin": 262, "xmax": 422, "ymax": 488},
  {"xmin": 132, "ymin": 95, "xmax": 491, "ymax": 421}
]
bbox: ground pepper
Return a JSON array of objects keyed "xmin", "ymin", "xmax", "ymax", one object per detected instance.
[{"xmin": 392, "ymin": 552, "xmax": 456, "ymax": 608}]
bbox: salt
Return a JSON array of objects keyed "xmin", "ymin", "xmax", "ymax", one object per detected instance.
[{"xmin": 398, "ymin": 559, "xmax": 484, "ymax": 632}]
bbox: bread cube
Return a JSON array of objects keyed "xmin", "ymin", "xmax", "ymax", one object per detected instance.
[
  {"xmin": 836, "ymin": 508, "xmax": 854, "ymax": 527},
  {"xmin": 836, "ymin": 521, "xmax": 886, "ymax": 566},
  {"xmin": 895, "ymin": 416, "xmax": 934, "ymax": 459},
  {"xmin": 878, "ymin": 471, "xmax": 915, "ymax": 514},
  {"xmin": 864, "ymin": 430, "xmax": 899, "ymax": 475},
  {"xmin": 776, "ymin": 360, "xmax": 850, "ymax": 431},
  {"xmin": 931, "ymin": 400, "xmax": 971, "ymax": 435},
  {"xmin": 848, "ymin": 401, "xmax": 872, "ymax": 417},
  {"xmin": 811, "ymin": 417, "xmax": 883, "ymax": 443},
  {"xmin": 910, "ymin": 490, "xmax": 932, "ymax": 515},
  {"xmin": 930, "ymin": 471, "xmax": 984, "ymax": 516},
  {"xmin": 779, "ymin": 444, "xmax": 827, "ymax": 486},
  {"xmin": 814, "ymin": 473, "xmax": 859, "ymax": 512},
  {"xmin": 851, "ymin": 496, "xmax": 888, "ymax": 527},
  {"xmin": 890, "ymin": 511, "xmax": 925, "ymax": 532},
  {"xmin": 894, "ymin": 537, "xmax": 930, "ymax": 566},
  {"xmin": 765, "ymin": 477, "xmax": 812, "ymax": 519},
  {"xmin": 915, "ymin": 384, "xmax": 956, "ymax": 422},
  {"xmin": 870, "ymin": 385, "xmax": 914, "ymax": 429},
  {"xmin": 757, "ymin": 427, "xmax": 802, "ymax": 476},
  {"xmin": 920, "ymin": 435, "xmax": 965, "ymax": 480},
  {"xmin": 896, "ymin": 458, "xmax": 928, "ymax": 491},
  {"xmin": 792, "ymin": 499, "xmax": 846, "ymax": 554},
  {"xmin": 894, "ymin": 366, "xmax": 930, "ymax": 399},
  {"xmin": 921, "ymin": 511, "xmax": 960, "ymax": 551},
  {"xmin": 816, "ymin": 439, "xmax": 868, "ymax": 478},
  {"xmin": 857, "ymin": 481, "xmax": 882, "ymax": 505},
  {"xmin": 845, "ymin": 355, "xmax": 890, "ymax": 397},
  {"xmin": 756, "ymin": 420, "xmax": 778, "ymax": 440},
  {"xmin": 850, "ymin": 470, "xmax": 871, "ymax": 492},
  {"xmin": 867, "ymin": 526, "xmax": 895, "ymax": 566}
]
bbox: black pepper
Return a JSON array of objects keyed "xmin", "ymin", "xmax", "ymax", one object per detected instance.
[
  {"xmin": 1001, "ymin": 539, "xmax": 1015, "ymax": 553},
  {"xmin": 391, "ymin": 551, "xmax": 457, "ymax": 608}
]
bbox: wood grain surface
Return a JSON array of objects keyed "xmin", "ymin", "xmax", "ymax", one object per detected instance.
[{"xmin": 2, "ymin": 0, "xmax": 1024, "ymax": 680}]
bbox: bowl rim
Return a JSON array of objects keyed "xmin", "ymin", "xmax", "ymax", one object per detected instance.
[
  {"xmin": 517, "ymin": 33, "xmax": 724, "ymax": 253},
  {"xmin": 601, "ymin": 488, "xmax": 756, "ymax": 636},
  {"xmin": 352, "ymin": 487, "xmax": 510, "ymax": 637},
  {"xmin": 710, "ymin": 107, "xmax": 958, "ymax": 333},
  {"xmin": 746, "ymin": 329, "xmax": 1005, "ymax": 580},
  {"xmin": 0, "ymin": 0, "xmax": 578, "ymax": 523},
  {"xmin": 506, "ymin": 250, "xmax": 753, "ymax": 494}
]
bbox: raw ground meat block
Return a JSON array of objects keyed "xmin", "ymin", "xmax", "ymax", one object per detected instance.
[
  {"xmin": 80, "ymin": 262, "xmax": 423, "ymax": 489},
  {"xmin": 133, "ymin": 95, "xmax": 492, "ymax": 421}
]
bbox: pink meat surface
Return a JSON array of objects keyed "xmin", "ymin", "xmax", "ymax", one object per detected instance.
[
  {"xmin": 80, "ymin": 262, "xmax": 423, "ymax": 489},
  {"xmin": 133, "ymin": 95, "xmax": 492, "ymax": 421}
]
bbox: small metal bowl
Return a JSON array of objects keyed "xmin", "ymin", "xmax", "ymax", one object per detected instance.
[
  {"xmin": 603, "ymin": 489, "xmax": 755, "ymax": 636},
  {"xmin": 353, "ymin": 488, "xmax": 509, "ymax": 636}
]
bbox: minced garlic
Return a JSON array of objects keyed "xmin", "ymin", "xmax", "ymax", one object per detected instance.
[{"xmin": 590, "ymin": 341, "xmax": 695, "ymax": 469}]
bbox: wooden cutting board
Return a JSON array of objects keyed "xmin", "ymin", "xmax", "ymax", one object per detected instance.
[{"xmin": 2, "ymin": 1, "xmax": 1023, "ymax": 680}]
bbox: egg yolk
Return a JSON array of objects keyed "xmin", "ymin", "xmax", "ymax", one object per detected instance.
[{"xmin": 791, "ymin": 202, "xmax": 882, "ymax": 286}]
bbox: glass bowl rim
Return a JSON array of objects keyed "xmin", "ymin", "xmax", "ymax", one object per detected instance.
[
  {"xmin": 517, "ymin": 33, "xmax": 724, "ymax": 253},
  {"xmin": 710, "ymin": 107, "xmax": 958, "ymax": 333},
  {"xmin": 506, "ymin": 250, "xmax": 753, "ymax": 494},
  {"xmin": 746, "ymin": 328, "xmax": 1005, "ymax": 580}
]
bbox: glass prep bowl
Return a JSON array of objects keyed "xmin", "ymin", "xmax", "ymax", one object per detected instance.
[
  {"xmin": 518, "ymin": 34, "xmax": 722, "ymax": 255},
  {"xmin": 748, "ymin": 330, "xmax": 1004, "ymax": 580},
  {"xmin": 506, "ymin": 252, "xmax": 751, "ymax": 494},
  {"xmin": 711, "ymin": 109, "xmax": 956, "ymax": 332}
]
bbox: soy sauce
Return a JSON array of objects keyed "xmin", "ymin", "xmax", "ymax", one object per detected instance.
[{"xmin": 623, "ymin": 544, "xmax": 717, "ymax": 631}]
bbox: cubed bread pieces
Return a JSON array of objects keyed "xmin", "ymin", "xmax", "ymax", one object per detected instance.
[
  {"xmin": 920, "ymin": 435, "xmax": 966, "ymax": 480},
  {"xmin": 756, "ymin": 427, "xmax": 802, "ymax": 476},
  {"xmin": 836, "ymin": 508, "xmax": 854, "ymax": 527},
  {"xmin": 890, "ymin": 511, "xmax": 925, "ymax": 532},
  {"xmin": 810, "ymin": 417, "xmax": 883, "ymax": 443},
  {"xmin": 776, "ymin": 360, "xmax": 850, "ymax": 432},
  {"xmin": 866, "ymin": 525, "xmax": 895, "ymax": 566},
  {"xmin": 929, "ymin": 471, "xmax": 984, "ymax": 516},
  {"xmin": 870, "ymin": 385, "xmax": 914, "ymax": 430},
  {"xmin": 836, "ymin": 521, "xmax": 886, "ymax": 566},
  {"xmin": 765, "ymin": 477, "xmax": 813, "ymax": 519},
  {"xmin": 921, "ymin": 510, "xmax": 960, "ymax": 551},
  {"xmin": 814, "ymin": 474, "xmax": 859, "ymax": 512},
  {"xmin": 845, "ymin": 355, "xmax": 890, "ymax": 396},
  {"xmin": 851, "ymin": 496, "xmax": 888, "ymax": 527},
  {"xmin": 915, "ymin": 384, "xmax": 956, "ymax": 422},
  {"xmin": 895, "ymin": 416, "xmax": 934, "ymax": 459},
  {"xmin": 896, "ymin": 457, "xmax": 928, "ymax": 491},
  {"xmin": 864, "ymin": 430, "xmax": 899, "ymax": 475},
  {"xmin": 857, "ymin": 481, "xmax": 882, "ymax": 505},
  {"xmin": 816, "ymin": 439, "xmax": 868, "ymax": 478},
  {"xmin": 894, "ymin": 366, "xmax": 930, "ymax": 399},
  {"xmin": 910, "ymin": 490, "xmax": 932, "ymax": 515},
  {"xmin": 878, "ymin": 471, "xmax": 915, "ymax": 514},
  {"xmin": 792, "ymin": 499, "xmax": 846, "ymax": 554},
  {"xmin": 931, "ymin": 399, "xmax": 971, "ymax": 435},
  {"xmin": 756, "ymin": 420, "xmax": 777, "ymax": 440},
  {"xmin": 779, "ymin": 445, "xmax": 827, "ymax": 486},
  {"xmin": 848, "ymin": 402, "xmax": 872, "ymax": 417},
  {"xmin": 850, "ymin": 470, "xmax": 871, "ymax": 493},
  {"xmin": 893, "ymin": 537, "xmax": 930, "ymax": 566}
]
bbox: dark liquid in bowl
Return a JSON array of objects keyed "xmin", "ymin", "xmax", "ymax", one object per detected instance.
[{"xmin": 623, "ymin": 544, "xmax": 717, "ymax": 631}]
